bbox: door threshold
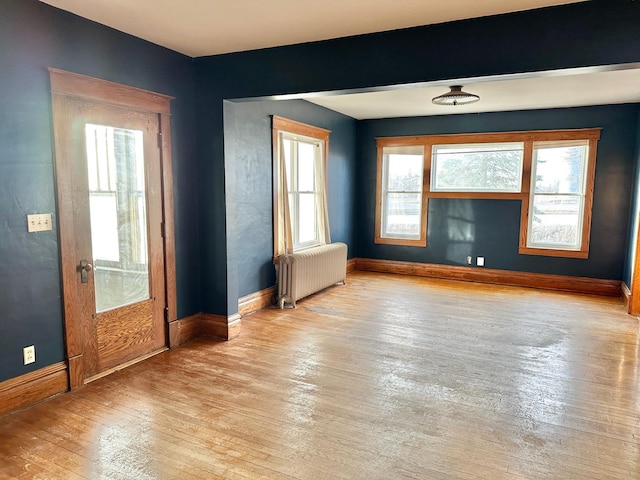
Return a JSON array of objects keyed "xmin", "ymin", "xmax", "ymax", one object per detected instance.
[{"xmin": 84, "ymin": 347, "xmax": 169, "ymax": 384}]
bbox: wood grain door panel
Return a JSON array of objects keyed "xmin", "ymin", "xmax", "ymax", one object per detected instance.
[{"xmin": 51, "ymin": 71, "xmax": 170, "ymax": 385}]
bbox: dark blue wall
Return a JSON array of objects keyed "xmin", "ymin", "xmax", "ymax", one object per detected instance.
[
  {"xmin": 3, "ymin": 0, "xmax": 640, "ymax": 385},
  {"xmin": 356, "ymin": 105, "xmax": 639, "ymax": 279},
  {"xmin": 0, "ymin": 0, "xmax": 199, "ymax": 382},
  {"xmin": 224, "ymin": 99, "xmax": 357, "ymax": 297},
  {"xmin": 196, "ymin": 2, "xmax": 640, "ymax": 98},
  {"xmin": 196, "ymin": 0, "xmax": 640, "ymax": 314}
]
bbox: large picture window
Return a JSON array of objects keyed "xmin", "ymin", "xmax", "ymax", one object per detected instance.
[
  {"xmin": 431, "ymin": 142, "xmax": 523, "ymax": 192},
  {"xmin": 375, "ymin": 129, "xmax": 600, "ymax": 258}
]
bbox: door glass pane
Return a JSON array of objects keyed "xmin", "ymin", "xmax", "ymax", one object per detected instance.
[{"xmin": 85, "ymin": 124, "xmax": 150, "ymax": 313}]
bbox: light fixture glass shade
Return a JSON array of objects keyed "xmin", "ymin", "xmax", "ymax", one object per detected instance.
[{"xmin": 432, "ymin": 85, "xmax": 480, "ymax": 106}]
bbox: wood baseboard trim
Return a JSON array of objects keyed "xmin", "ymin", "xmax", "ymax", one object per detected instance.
[
  {"xmin": 347, "ymin": 257, "xmax": 357, "ymax": 273},
  {"xmin": 227, "ymin": 313, "xmax": 242, "ymax": 340},
  {"xmin": 239, "ymin": 286, "xmax": 275, "ymax": 317},
  {"xmin": 168, "ymin": 313, "xmax": 201, "ymax": 347},
  {"xmin": 238, "ymin": 260, "xmax": 355, "ymax": 316},
  {"xmin": 0, "ymin": 362, "xmax": 69, "ymax": 417},
  {"xmin": 622, "ymin": 282, "xmax": 632, "ymax": 314},
  {"xmin": 355, "ymin": 258, "xmax": 622, "ymax": 297},
  {"xmin": 169, "ymin": 311, "xmax": 243, "ymax": 346},
  {"xmin": 200, "ymin": 312, "xmax": 242, "ymax": 341}
]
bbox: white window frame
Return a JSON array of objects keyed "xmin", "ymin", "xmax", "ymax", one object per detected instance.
[
  {"xmin": 282, "ymin": 132, "xmax": 323, "ymax": 251},
  {"xmin": 272, "ymin": 116, "xmax": 331, "ymax": 257},
  {"xmin": 526, "ymin": 139, "xmax": 590, "ymax": 252},
  {"xmin": 431, "ymin": 142, "xmax": 524, "ymax": 193},
  {"xmin": 375, "ymin": 144, "xmax": 427, "ymax": 246}
]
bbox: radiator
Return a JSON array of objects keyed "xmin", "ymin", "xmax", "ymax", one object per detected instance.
[{"xmin": 277, "ymin": 242, "xmax": 348, "ymax": 308}]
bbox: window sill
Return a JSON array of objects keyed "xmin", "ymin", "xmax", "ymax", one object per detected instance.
[
  {"xmin": 518, "ymin": 246, "xmax": 588, "ymax": 259},
  {"xmin": 375, "ymin": 236, "xmax": 426, "ymax": 247}
]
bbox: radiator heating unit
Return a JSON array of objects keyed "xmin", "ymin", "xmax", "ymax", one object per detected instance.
[{"xmin": 277, "ymin": 242, "xmax": 347, "ymax": 308}]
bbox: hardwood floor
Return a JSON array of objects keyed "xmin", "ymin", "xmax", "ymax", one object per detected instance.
[{"xmin": 1, "ymin": 271, "xmax": 639, "ymax": 479}]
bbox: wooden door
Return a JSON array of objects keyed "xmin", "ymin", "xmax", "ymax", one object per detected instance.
[{"xmin": 50, "ymin": 69, "xmax": 176, "ymax": 387}]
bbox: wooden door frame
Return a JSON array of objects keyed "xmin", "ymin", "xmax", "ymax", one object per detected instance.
[
  {"xmin": 629, "ymin": 214, "xmax": 640, "ymax": 315},
  {"xmin": 49, "ymin": 68, "xmax": 177, "ymax": 388}
]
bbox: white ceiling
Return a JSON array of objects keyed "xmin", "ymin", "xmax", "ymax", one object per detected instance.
[
  {"xmin": 305, "ymin": 66, "xmax": 640, "ymax": 120},
  {"xmin": 39, "ymin": 0, "xmax": 583, "ymax": 57},
  {"xmin": 39, "ymin": 0, "xmax": 640, "ymax": 120}
]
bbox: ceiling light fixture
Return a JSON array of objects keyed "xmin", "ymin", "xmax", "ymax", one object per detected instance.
[{"xmin": 431, "ymin": 85, "xmax": 480, "ymax": 106}]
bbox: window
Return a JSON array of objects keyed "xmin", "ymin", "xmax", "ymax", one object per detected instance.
[
  {"xmin": 525, "ymin": 140, "xmax": 591, "ymax": 253},
  {"xmin": 375, "ymin": 129, "xmax": 600, "ymax": 257},
  {"xmin": 273, "ymin": 116, "xmax": 331, "ymax": 256},
  {"xmin": 431, "ymin": 142, "xmax": 523, "ymax": 192},
  {"xmin": 376, "ymin": 145, "xmax": 426, "ymax": 245},
  {"xmin": 282, "ymin": 133, "xmax": 323, "ymax": 250}
]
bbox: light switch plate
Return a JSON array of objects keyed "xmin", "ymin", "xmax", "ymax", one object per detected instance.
[{"xmin": 27, "ymin": 213, "xmax": 52, "ymax": 232}]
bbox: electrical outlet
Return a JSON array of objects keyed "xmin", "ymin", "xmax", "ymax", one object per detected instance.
[
  {"xmin": 477, "ymin": 256, "xmax": 485, "ymax": 267},
  {"xmin": 23, "ymin": 345, "xmax": 35, "ymax": 365},
  {"xmin": 27, "ymin": 213, "xmax": 52, "ymax": 232},
  {"xmin": 467, "ymin": 256, "xmax": 472, "ymax": 265}
]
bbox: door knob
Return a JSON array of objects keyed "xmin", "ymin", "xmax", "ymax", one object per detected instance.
[{"xmin": 79, "ymin": 259, "xmax": 93, "ymax": 283}]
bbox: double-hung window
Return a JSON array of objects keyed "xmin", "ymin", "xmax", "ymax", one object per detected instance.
[
  {"xmin": 376, "ymin": 145, "xmax": 426, "ymax": 246},
  {"xmin": 272, "ymin": 116, "xmax": 331, "ymax": 256},
  {"xmin": 525, "ymin": 140, "xmax": 591, "ymax": 253},
  {"xmin": 281, "ymin": 133, "xmax": 323, "ymax": 250}
]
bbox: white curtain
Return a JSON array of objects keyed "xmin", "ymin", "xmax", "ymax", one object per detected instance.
[
  {"xmin": 276, "ymin": 132, "xmax": 294, "ymax": 256},
  {"xmin": 314, "ymin": 140, "xmax": 331, "ymax": 247}
]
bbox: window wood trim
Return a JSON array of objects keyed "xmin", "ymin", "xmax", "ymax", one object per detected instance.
[
  {"xmin": 374, "ymin": 128, "xmax": 601, "ymax": 258},
  {"xmin": 376, "ymin": 129, "xmax": 601, "ymax": 147},
  {"xmin": 518, "ymin": 136, "xmax": 599, "ymax": 259},
  {"xmin": 374, "ymin": 145, "xmax": 428, "ymax": 247},
  {"xmin": 272, "ymin": 116, "xmax": 331, "ymax": 258},
  {"xmin": 273, "ymin": 116, "xmax": 330, "ymax": 142}
]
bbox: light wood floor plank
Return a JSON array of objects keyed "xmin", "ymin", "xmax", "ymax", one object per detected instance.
[{"xmin": 1, "ymin": 272, "xmax": 639, "ymax": 479}]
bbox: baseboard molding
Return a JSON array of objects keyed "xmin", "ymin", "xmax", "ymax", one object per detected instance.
[
  {"xmin": 169, "ymin": 311, "xmax": 242, "ymax": 347},
  {"xmin": 201, "ymin": 312, "xmax": 241, "ymax": 340},
  {"xmin": 355, "ymin": 258, "xmax": 622, "ymax": 297},
  {"xmin": 0, "ymin": 362, "xmax": 68, "ymax": 417},
  {"xmin": 238, "ymin": 286, "xmax": 275, "ymax": 317},
  {"xmin": 238, "ymin": 260, "xmax": 355, "ymax": 316},
  {"xmin": 622, "ymin": 282, "xmax": 632, "ymax": 314},
  {"xmin": 168, "ymin": 313, "xmax": 201, "ymax": 347},
  {"xmin": 347, "ymin": 257, "xmax": 357, "ymax": 273}
]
